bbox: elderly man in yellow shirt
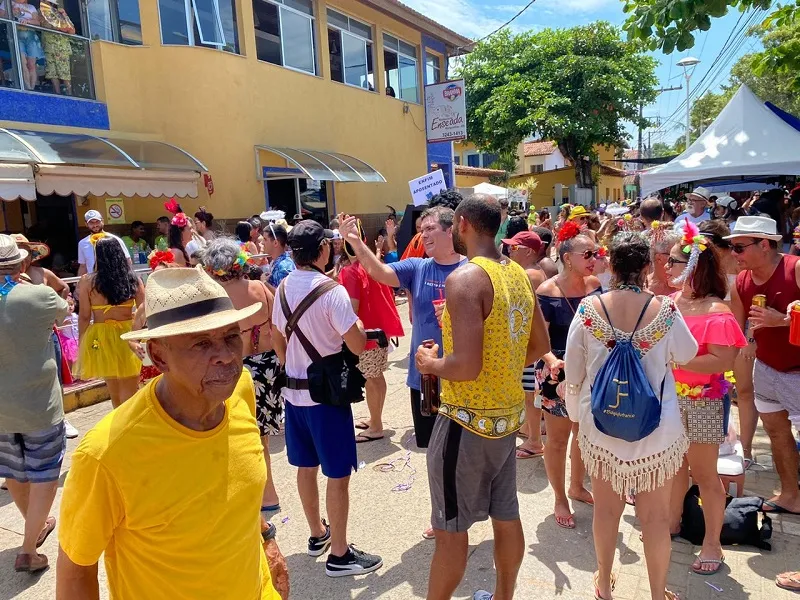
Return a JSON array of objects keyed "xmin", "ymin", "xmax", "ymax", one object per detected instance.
[{"xmin": 55, "ymin": 267, "xmax": 283, "ymax": 600}]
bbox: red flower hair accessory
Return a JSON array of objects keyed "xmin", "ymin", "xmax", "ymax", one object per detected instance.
[
  {"xmin": 171, "ymin": 213, "xmax": 188, "ymax": 228},
  {"xmin": 163, "ymin": 197, "xmax": 182, "ymax": 215},
  {"xmin": 148, "ymin": 249, "xmax": 175, "ymax": 270},
  {"xmin": 557, "ymin": 221, "xmax": 581, "ymax": 243}
]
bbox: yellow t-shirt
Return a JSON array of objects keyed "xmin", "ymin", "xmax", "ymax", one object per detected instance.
[{"xmin": 59, "ymin": 371, "xmax": 280, "ymax": 600}]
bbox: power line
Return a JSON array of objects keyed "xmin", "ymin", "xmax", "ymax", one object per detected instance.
[{"xmin": 458, "ymin": 0, "xmax": 538, "ymax": 52}]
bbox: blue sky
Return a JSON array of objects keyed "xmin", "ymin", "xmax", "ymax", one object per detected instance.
[{"xmin": 402, "ymin": 0, "xmax": 764, "ymax": 146}]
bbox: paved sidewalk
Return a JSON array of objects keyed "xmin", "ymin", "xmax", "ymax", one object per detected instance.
[{"xmin": 1, "ymin": 316, "xmax": 798, "ymax": 599}]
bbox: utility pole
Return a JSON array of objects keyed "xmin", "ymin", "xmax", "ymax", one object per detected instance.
[{"xmin": 635, "ymin": 85, "xmax": 682, "ymax": 198}]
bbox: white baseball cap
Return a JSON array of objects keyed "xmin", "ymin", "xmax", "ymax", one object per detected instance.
[{"xmin": 84, "ymin": 209, "xmax": 103, "ymax": 222}]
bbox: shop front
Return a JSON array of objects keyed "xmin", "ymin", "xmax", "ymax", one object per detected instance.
[{"xmin": 0, "ymin": 128, "xmax": 205, "ymax": 275}]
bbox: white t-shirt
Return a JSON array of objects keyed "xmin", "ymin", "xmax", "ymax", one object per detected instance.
[
  {"xmin": 77, "ymin": 232, "xmax": 129, "ymax": 273},
  {"xmin": 673, "ymin": 212, "xmax": 710, "ymax": 227},
  {"xmin": 272, "ymin": 269, "xmax": 358, "ymax": 407}
]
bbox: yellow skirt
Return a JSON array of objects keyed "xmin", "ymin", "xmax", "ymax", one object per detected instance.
[{"xmin": 78, "ymin": 320, "xmax": 142, "ymax": 380}]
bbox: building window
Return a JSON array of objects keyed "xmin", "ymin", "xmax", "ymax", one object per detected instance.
[
  {"xmin": 466, "ymin": 154, "xmax": 480, "ymax": 168},
  {"xmin": 425, "ymin": 54, "xmax": 440, "ymax": 84},
  {"xmin": 1, "ymin": 0, "xmax": 95, "ymax": 98},
  {"xmin": 383, "ymin": 33, "xmax": 417, "ymax": 102},
  {"xmin": 253, "ymin": 0, "xmax": 315, "ymax": 74},
  {"xmin": 327, "ymin": 9, "xmax": 372, "ymax": 90},
  {"xmin": 159, "ymin": 0, "xmax": 239, "ymax": 53},
  {"xmin": 87, "ymin": 0, "xmax": 142, "ymax": 44},
  {"xmin": 530, "ymin": 164, "xmax": 543, "ymax": 174},
  {"xmin": 452, "ymin": 156, "xmax": 460, "ymax": 165},
  {"xmin": 482, "ymin": 153, "xmax": 498, "ymax": 168}
]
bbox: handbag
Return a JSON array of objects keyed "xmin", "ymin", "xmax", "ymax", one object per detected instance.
[{"xmin": 279, "ymin": 280, "xmax": 365, "ymax": 407}]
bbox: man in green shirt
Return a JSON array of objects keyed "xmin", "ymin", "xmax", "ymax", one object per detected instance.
[
  {"xmin": 494, "ymin": 198, "xmax": 510, "ymax": 247},
  {"xmin": 154, "ymin": 216, "xmax": 170, "ymax": 251},
  {"xmin": 121, "ymin": 221, "xmax": 152, "ymax": 264}
]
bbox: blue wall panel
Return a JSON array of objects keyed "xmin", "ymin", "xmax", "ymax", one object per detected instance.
[{"xmin": 0, "ymin": 88, "xmax": 110, "ymax": 130}]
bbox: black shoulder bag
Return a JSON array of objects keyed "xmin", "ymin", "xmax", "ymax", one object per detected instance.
[{"xmin": 279, "ymin": 280, "xmax": 365, "ymax": 407}]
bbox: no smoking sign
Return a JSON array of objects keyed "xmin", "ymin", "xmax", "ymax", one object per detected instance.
[{"xmin": 105, "ymin": 198, "xmax": 126, "ymax": 224}]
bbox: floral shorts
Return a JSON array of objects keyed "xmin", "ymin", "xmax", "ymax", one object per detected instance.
[
  {"xmin": 243, "ymin": 350, "xmax": 284, "ymax": 436},
  {"xmin": 677, "ymin": 395, "xmax": 729, "ymax": 445},
  {"xmin": 43, "ymin": 32, "xmax": 71, "ymax": 80},
  {"xmin": 535, "ymin": 352, "xmax": 568, "ymax": 418},
  {"xmin": 357, "ymin": 347, "xmax": 389, "ymax": 379}
]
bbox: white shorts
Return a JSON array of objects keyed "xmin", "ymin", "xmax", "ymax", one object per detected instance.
[{"xmin": 753, "ymin": 359, "xmax": 800, "ymax": 425}]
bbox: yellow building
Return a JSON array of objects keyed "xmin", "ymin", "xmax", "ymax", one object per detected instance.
[{"xmin": 0, "ymin": 0, "xmax": 470, "ymax": 269}]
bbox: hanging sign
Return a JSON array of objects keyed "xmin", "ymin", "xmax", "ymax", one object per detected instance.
[
  {"xmin": 105, "ymin": 198, "xmax": 125, "ymax": 224},
  {"xmin": 424, "ymin": 79, "xmax": 467, "ymax": 143},
  {"xmin": 409, "ymin": 169, "xmax": 446, "ymax": 206},
  {"xmin": 203, "ymin": 173, "xmax": 215, "ymax": 195}
]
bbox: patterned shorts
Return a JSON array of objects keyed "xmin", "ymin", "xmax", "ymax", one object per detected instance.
[
  {"xmin": 357, "ymin": 347, "xmax": 389, "ymax": 379},
  {"xmin": 535, "ymin": 353, "xmax": 568, "ymax": 418},
  {"xmin": 522, "ymin": 365, "xmax": 539, "ymax": 393},
  {"xmin": 677, "ymin": 396, "xmax": 727, "ymax": 444},
  {"xmin": 0, "ymin": 422, "xmax": 66, "ymax": 483},
  {"xmin": 243, "ymin": 351, "xmax": 284, "ymax": 436},
  {"xmin": 43, "ymin": 32, "xmax": 71, "ymax": 80}
]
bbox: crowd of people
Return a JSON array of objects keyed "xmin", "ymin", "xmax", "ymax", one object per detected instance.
[{"xmin": 0, "ymin": 183, "xmax": 799, "ymax": 600}]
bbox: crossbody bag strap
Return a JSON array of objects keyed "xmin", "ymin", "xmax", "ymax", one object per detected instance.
[
  {"xmin": 597, "ymin": 295, "xmax": 618, "ymax": 343},
  {"xmin": 279, "ymin": 279, "xmax": 339, "ymax": 363},
  {"xmin": 629, "ymin": 295, "xmax": 655, "ymax": 342},
  {"xmin": 554, "ymin": 280, "xmax": 577, "ymax": 315}
]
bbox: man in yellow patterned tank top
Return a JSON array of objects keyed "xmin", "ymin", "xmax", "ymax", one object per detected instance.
[{"xmin": 416, "ymin": 195, "xmax": 551, "ymax": 600}]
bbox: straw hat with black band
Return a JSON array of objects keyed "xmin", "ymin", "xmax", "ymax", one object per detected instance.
[
  {"xmin": 121, "ymin": 266, "xmax": 261, "ymax": 340},
  {"xmin": 0, "ymin": 234, "xmax": 28, "ymax": 267}
]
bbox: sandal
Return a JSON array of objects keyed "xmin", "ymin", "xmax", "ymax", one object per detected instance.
[
  {"xmin": 36, "ymin": 516, "xmax": 56, "ymax": 548},
  {"xmin": 354, "ymin": 421, "xmax": 370, "ymax": 430},
  {"xmin": 776, "ymin": 571, "xmax": 800, "ymax": 592},
  {"xmin": 355, "ymin": 432, "xmax": 385, "ymax": 443},
  {"xmin": 568, "ymin": 493, "xmax": 594, "ymax": 507},
  {"xmin": 555, "ymin": 513, "xmax": 575, "ymax": 529},
  {"xmin": 593, "ymin": 571, "xmax": 617, "ymax": 600},
  {"xmin": 14, "ymin": 552, "xmax": 49, "ymax": 573},
  {"xmin": 664, "ymin": 590, "xmax": 680, "ymax": 600},
  {"xmin": 422, "ymin": 527, "xmax": 436, "ymax": 540},
  {"xmin": 691, "ymin": 555, "xmax": 725, "ymax": 576},
  {"xmin": 516, "ymin": 446, "xmax": 544, "ymax": 459}
]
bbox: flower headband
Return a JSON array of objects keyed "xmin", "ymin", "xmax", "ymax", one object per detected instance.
[
  {"xmin": 171, "ymin": 212, "xmax": 189, "ymax": 228},
  {"xmin": 672, "ymin": 221, "xmax": 709, "ymax": 285},
  {"xmin": 148, "ymin": 249, "xmax": 175, "ymax": 270},
  {"xmin": 89, "ymin": 232, "xmax": 108, "ymax": 246},
  {"xmin": 205, "ymin": 248, "xmax": 252, "ymax": 279},
  {"xmin": 615, "ymin": 213, "xmax": 633, "ymax": 232},
  {"xmin": 557, "ymin": 220, "xmax": 581, "ymax": 243}
]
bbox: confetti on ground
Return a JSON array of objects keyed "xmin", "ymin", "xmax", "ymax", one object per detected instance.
[
  {"xmin": 374, "ymin": 449, "xmax": 416, "ymax": 492},
  {"xmin": 281, "ymin": 516, "xmax": 289, "ymax": 524},
  {"xmin": 358, "ymin": 460, "xmax": 367, "ymax": 470},
  {"xmin": 706, "ymin": 582, "xmax": 723, "ymax": 592}
]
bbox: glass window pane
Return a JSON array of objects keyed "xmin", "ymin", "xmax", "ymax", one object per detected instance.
[
  {"xmin": 218, "ymin": 0, "xmax": 238, "ymax": 52},
  {"xmin": 253, "ymin": 0, "xmax": 281, "ymax": 65},
  {"xmin": 342, "ymin": 32, "xmax": 366, "ymax": 88},
  {"xmin": 326, "ymin": 8, "xmax": 348, "ymax": 29},
  {"xmin": 106, "ymin": 139, "xmax": 204, "ymax": 171},
  {"xmin": 276, "ymin": 148, "xmax": 337, "ymax": 180},
  {"xmin": 384, "ymin": 49, "xmax": 398, "ymax": 97},
  {"xmin": 398, "ymin": 55, "xmax": 417, "ymax": 102},
  {"xmin": 467, "ymin": 154, "xmax": 479, "ymax": 167},
  {"xmin": 87, "ymin": 0, "xmax": 114, "ymax": 41},
  {"xmin": 284, "ymin": 0, "xmax": 312, "ymax": 15},
  {"xmin": 398, "ymin": 40, "xmax": 416, "ymax": 58},
  {"xmin": 0, "ymin": 20, "xmax": 21, "ymax": 90},
  {"xmin": 280, "ymin": 6, "xmax": 314, "ymax": 73},
  {"xmin": 349, "ymin": 19, "xmax": 371, "ymax": 40},
  {"xmin": 0, "ymin": 0, "xmax": 7, "ymax": 18},
  {"xmin": 483, "ymin": 153, "xmax": 498, "ymax": 168},
  {"xmin": 303, "ymin": 150, "xmax": 361, "ymax": 181},
  {"xmin": 119, "ymin": 0, "xmax": 143, "ymax": 44},
  {"xmin": 426, "ymin": 55, "xmax": 439, "ymax": 84},
  {"xmin": 366, "ymin": 41, "xmax": 373, "ymax": 90},
  {"xmin": 382, "ymin": 33, "xmax": 397, "ymax": 50},
  {"xmin": 327, "ymin": 27, "xmax": 343, "ymax": 83},
  {"xmin": 158, "ymin": 0, "xmax": 190, "ymax": 45},
  {"xmin": 326, "ymin": 152, "xmax": 385, "ymax": 182},
  {"xmin": 10, "ymin": 130, "xmax": 134, "ymax": 166},
  {"xmin": 0, "ymin": 130, "xmax": 37, "ymax": 162},
  {"xmin": 192, "ymin": 0, "xmax": 224, "ymax": 45}
]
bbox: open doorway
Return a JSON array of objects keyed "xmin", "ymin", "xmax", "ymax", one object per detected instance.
[{"xmin": 265, "ymin": 178, "xmax": 331, "ymax": 225}]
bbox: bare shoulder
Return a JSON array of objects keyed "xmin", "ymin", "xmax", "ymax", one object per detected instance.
[
  {"xmin": 708, "ymin": 299, "xmax": 733, "ymax": 315},
  {"xmin": 448, "ymin": 262, "xmax": 489, "ymax": 289},
  {"xmin": 585, "ymin": 275, "xmax": 602, "ymax": 292},
  {"xmin": 526, "ymin": 268, "xmax": 547, "ymax": 292},
  {"xmin": 536, "ymin": 276, "xmax": 559, "ymax": 296}
]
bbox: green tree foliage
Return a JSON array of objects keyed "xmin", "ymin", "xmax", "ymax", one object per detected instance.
[
  {"xmin": 623, "ymin": 0, "xmax": 800, "ymax": 89},
  {"xmin": 458, "ymin": 23, "xmax": 657, "ymax": 188},
  {"xmin": 651, "ymin": 141, "xmax": 675, "ymax": 157}
]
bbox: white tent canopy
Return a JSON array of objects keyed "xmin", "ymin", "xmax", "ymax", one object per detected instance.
[
  {"xmin": 640, "ymin": 85, "xmax": 800, "ymax": 195},
  {"xmin": 473, "ymin": 182, "xmax": 508, "ymax": 198}
]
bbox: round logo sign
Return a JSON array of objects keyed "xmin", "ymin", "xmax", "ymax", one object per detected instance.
[{"xmin": 108, "ymin": 204, "xmax": 123, "ymax": 219}]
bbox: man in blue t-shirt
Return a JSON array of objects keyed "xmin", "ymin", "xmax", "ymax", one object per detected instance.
[{"xmin": 339, "ymin": 207, "xmax": 465, "ymax": 449}]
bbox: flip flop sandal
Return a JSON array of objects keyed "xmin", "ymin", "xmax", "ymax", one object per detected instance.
[
  {"xmin": 762, "ymin": 500, "xmax": 800, "ymax": 515},
  {"xmin": 356, "ymin": 433, "xmax": 385, "ymax": 444},
  {"xmin": 422, "ymin": 527, "xmax": 436, "ymax": 540},
  {"xmin": 36, "ymin": 516, "xmax": 56, "ymax": 548},
  {"xmin": 14, "ymin": 553, "xmax": 48, "ymax": 573},
  {"xmin": 555, "ymin": 513, "xmax": 575, "ymax": 529},
  {"xmin": 593, "ymin": 570, "xmax": 617, "ymax": 600},
  {"xmin": 261, "ymin": 504, "xmax": 280, "ymax": 512},
  {"xmin": 354, "ymin": 421, "xmax": 370, "ymax": 431},
  {"xmin": 516, "ymin": 447, "xmax": 544, "ymax": 459},
  {"xmin": 568, "ymin": 494, "xmax": 594, "ymax": 507},
  {"xmin": 776, "ymin": 572, "xmax": 800, "ymax": 592},
  {"xmin": 664, "ymin": 589, "xmax": 680, "ymax": 600},
  {"xmin": 691, "ymin": 556, "xmax": 725, "ymax": 576}
]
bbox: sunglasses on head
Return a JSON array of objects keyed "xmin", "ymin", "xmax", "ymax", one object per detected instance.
[
  {"xmin": 667, "ymin": 256, "xmax": 688, "ymax": 268},
  {"xmin": 575, "ymin": 249, "xmax": 600, "ymax": 260},
  {"xmin": 731, "ymin": 241, "xmax": 759, "ymax": 254}
]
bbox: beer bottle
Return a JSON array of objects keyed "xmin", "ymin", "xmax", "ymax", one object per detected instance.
[{"xmin": 420, "ymin": 339, "xmax": 440, "ymax": 417}]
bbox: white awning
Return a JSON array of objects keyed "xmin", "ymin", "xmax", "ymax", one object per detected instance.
[
  {"xmin": 35, "ymin": 165, "xmax": 200, "ymax": 198},
  {"xmin": 0, "ymin": 163, "xmax": 36, "ymax": 201}
]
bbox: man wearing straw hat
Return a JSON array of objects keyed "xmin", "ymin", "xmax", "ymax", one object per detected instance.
[
  {"xmin": 56, "ymin": 266, "xmax": 281, "ymax": 599},
  {"xmin": 729, "ymin": 216, "xmax": 800, "ymax": 515},
  {"xmin": 0, "ymin": 234, "xmax": 69, "ymax": 574}
]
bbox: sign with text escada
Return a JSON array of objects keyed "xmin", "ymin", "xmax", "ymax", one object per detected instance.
[{"xmin": 425, "ymin": 79, "xmax": 467, "ymax": 143}]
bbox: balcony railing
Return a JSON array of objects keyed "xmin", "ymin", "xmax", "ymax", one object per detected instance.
[{"xmin": 0, "ymin": 19, "xmax": 95, "ymax": 100}]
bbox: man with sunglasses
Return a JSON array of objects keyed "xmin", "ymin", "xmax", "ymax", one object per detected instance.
[
  {"xmin": 729, "ymin": 216, "xmax": 800, "ymax": 514},
  {"xmin": 674, "ymin": 187, "xmax": 711, "ymax": 227}
]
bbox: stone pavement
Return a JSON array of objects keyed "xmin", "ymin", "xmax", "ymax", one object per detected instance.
[{"xmin": 1, "ymin": 314, "xmax": 799, "ymax": 599}]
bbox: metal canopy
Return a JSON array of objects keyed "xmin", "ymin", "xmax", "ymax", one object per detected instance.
[
  {"xmin": 0, "ymin": 129, "xmax": 207, "ymax": 172},
  {"xmin": 255, "ymin": 145, "xmax": 386, "ymax": 183}
]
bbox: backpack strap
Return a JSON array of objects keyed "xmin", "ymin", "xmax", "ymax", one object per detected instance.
[
  {"xmin": 629, "ymin": 295, "xmax": 655, "ymax": 342},
  {"xmin": 597, "ymin": 296, "xmax": 618, "ymax": 342},
  {"xmin": 279, "ymin": 279, "xmax": 339, "ymax": 363}
]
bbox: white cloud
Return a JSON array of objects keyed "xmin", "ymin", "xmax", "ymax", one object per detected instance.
[
  {"xmin": 400, "ymin": 0, "xmax": 509, "ymax": 39},
  {"xmin": 536, "ymin": 0, "xmax": 619, "ymax": 12}
]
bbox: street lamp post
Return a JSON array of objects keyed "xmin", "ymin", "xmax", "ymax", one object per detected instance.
[{"xmin": 677, "ymin": 56, "xmax": 700, "ymax": 150}]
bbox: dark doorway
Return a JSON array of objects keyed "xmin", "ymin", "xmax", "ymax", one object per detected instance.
[
  {"xmin": 25, "ymin": 193, "xmax": 79, "ymax": 275},
  {"xmin": 266, "ymin": 179, "xmax": 297, "ymax": 221}
]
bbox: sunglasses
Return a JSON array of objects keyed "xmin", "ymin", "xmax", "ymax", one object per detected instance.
[
  {"xmin": 666, "ymin": 256, "xmax": 688, "ymax": 268},
  {"xmin": 731, "ymin": 241, "xmax": 759, "ymax": 254},
  {"xmin": 574, "ymin": 249, "xmax": 601, "ymax": 260}
]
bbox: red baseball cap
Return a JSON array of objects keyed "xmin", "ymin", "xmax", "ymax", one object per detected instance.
[{"xmin": 502, "ymin": 231, "xmax": 542, "ymax": 252}]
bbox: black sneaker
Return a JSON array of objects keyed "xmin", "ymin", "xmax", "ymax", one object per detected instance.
[
  {"xmin": 307, "ymin": 520, "xmax": 331, "ymax": 557},
  {"xmin": 325, "ymin": 544, "xmax": 383, "ymax": 577}
]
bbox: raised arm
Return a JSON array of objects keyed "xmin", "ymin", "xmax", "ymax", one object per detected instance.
[{"xmin": 338, "ymin": 215, "xmax": 400, "ymax": 288}]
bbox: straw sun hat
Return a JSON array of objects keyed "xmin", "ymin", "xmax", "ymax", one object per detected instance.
[{"xmin": 121, "ymin": 266, "xmax": 261, "ymax": 341}]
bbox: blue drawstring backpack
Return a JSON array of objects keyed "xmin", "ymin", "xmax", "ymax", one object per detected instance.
[{"xmin": 591, "ymin": 295, "xmax": 664, "ymax": 443}]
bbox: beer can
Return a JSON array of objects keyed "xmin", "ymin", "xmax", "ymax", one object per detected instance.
[{"xmin": 752, "ymin": 294, "xmax": 767, "ymax": 308}]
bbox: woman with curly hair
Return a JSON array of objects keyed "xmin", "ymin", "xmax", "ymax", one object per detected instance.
[
  {"xmin": 77, "ymin": 235, "xmax": 144, "ymax": 407},
  {"xmin": 203, "ymin": 237, "xmax": 282, "ymax": 512}
]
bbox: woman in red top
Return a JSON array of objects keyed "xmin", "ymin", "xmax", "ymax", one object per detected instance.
[
  {"xmin": 339, "ymin": 244, "xmax": 404, "ymax": 443},
  {"xmin": 666, "ymin": 222, "xmax": 747, "ymax": 575}
]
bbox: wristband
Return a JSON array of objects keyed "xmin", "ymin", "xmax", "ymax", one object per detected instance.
[{"xmin": 262, "ymin": 522, "xmax": 277, "ymax": 542}]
